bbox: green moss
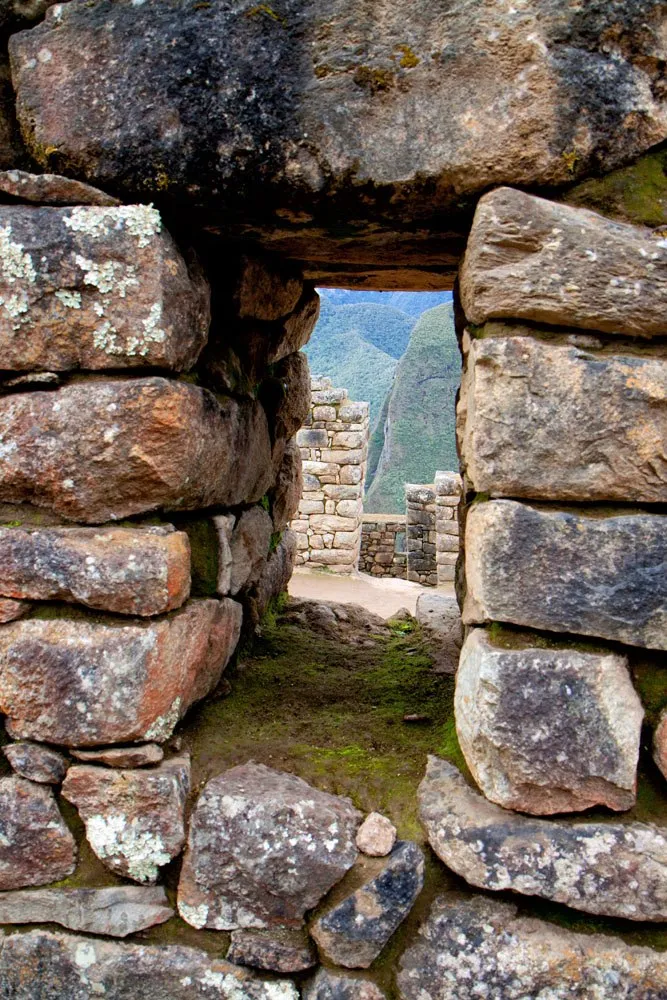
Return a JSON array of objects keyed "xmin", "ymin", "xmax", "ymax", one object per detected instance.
[
  {"xmin": 353, "ymin": 66, "xmax": 396, "ymax": 94},
  {"xmin": 564, "ymin": 145, "xmax": 667, "ymax": 227},
  {"xmin": 180, "ymin": 614, "xmax": 457, "ymax": 843},
  {"xmin": 180, "ymin": 518, "xmax": 220, "ymax": 596},
  {"xmin": 632, "ymin": 660, "xmax": 667, "ymax": 726},
  {"xmin": 245, "ymin": 4, "xmax": 286, "ymax": 25},
  {"xmin": 394, "ymin": 44, "xmax": 420, "ymax": 69}
]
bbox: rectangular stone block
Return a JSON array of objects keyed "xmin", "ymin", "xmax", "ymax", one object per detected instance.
[
  {"xmin": 302, "ymin": 461, "xmax": 338, "ymax": 477},
  {"xmin": 333, "ymin": 531, "xmax": 359, "ymax": 549},
  {"xmin": 460, "ymin": 187, "xmax": 667, "ymax": 338},
  {"xmin": 0, "ymin": 598, "xmax": 242, "ymax": 746},
  {"xmin": 320, "ymin": 449, "xmax": 364, "ymax": 466},
  {"xmin": 338, "ymin": 403, "xmax": 369, "ymax": 422},
  {"xmin": 0, "ymin": 204, "xmax": 209, "ymax": 372},
  {"xmin": 299, "ymin": 500, "xmax": 324, "ymax": 515},
  {"xmin": 464, "ymin": 500, "xmax": 667, "ymax": 650},
  {"xmin": 308, "ymin": 548, "xmax": 355, "ymax": 565},
  {"xmin": 312, "ymin": 406, "xmax": 336, "ymax": 422},
  {"xmin": 0, "ymin": 524, "xmax": 190, "ymax": 616},
  {"xmin": 340, "ymin": 466, "xmax": 362, "ymax": 485},
  {"xmin": 324, "ymin": 485, "xmax": 358, "ymax": 500},
  {"xmin": 437, "ymin": 551, "xmax": 458, "ymax": 565},
  {"xmin": 296, "ymin": 428, "xmax": 329, "ymax": 448},
  {"xmin": 309, "ymin": 515, "xmax": 358, "ymax": 532},
  {"xmin": 459, "ymin": 330, "xmax": 667, "ymax": 502},
  {"xmin": 437, "ymin": 534, "xmax": 459, "ymax": 552},
  {"xmin": 336, "ymin": 499, "xmax": 362, "ymax": 518},
  {"xmin": 332, "ymin": 432, "xmax": 364, "ymax": 449},
  {"xmin": 0, "ymin": 378, "xmax": 273, "ymax": 523}
]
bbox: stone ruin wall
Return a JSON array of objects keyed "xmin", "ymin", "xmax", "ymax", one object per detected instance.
[
  {"xmin": 359, "ymin": 514, "xmax": 406, "ymax": 578},
  {"xmin": 0, "ymin": 1, "xmax": 663, "ymax": 997},
  {"xmin": 291, "ymin": 378, "xmax": 369, "ymax": 573}
]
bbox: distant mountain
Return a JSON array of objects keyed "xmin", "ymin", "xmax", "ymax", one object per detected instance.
[
  {"xmin": 364, "ymin": 303, "xmax": 460, "ymax": 514},
  {"xmin": 304, "ymin": 290, "xmax": 452, "ymax": 437}
]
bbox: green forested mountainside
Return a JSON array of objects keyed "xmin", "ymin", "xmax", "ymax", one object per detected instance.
[
  {"xmin": 303, "ymin": 318, "xmax": 398, "ymax": 437},
  {"xmin": 319, "ymin": 301, "xmax": 416, "ymax": 359},
  {"xmin": 364, "ymin": 303, "xmax": 460, "ymax": 514}
]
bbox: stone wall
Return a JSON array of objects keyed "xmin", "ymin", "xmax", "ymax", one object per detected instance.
[
  {"xmin": 405, "ymin": 485, "xmax": 436, "ymax": 586},
  {"xmin": 435, "ymin": 472, "xmax": 462, "ymax": 585},
  {"xmin": 291, "ymin": 379, "xmax": 369, "ymax": 574},
  {"xmin": 359, "ymin": 515, "xmax": 406, "ymax": 578}
]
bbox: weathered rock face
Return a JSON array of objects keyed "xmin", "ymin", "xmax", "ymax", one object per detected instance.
[
  {"xmin": 3, "ymin": 740, "xmax": 69, "ymax": 784},
  {"xmin": 414, "ymin": 591, "xmax": 461, "ymax": 675},
  {"xmin": 231, "ymin": 254, "xmax": 304, "ymax": 322},
  {"xmin": 311, "ymin": 841, "xmax": 424, "ymax": 968},
  {"xmin": 62, "ymin": 756, "xmax": 190, "ymax": 884},
  {"xmin": 0, "ymin": 776, "xmax": 76, "ymax": 889},
  {"xmin": 460, "ymin": 187, "xmax": 667, "ymax": 337},
  {"xmin": 655, "ymin": 708, "xmax": 667, "ymax": 781},
  {"xmin": 0, "ymin": 886, "xmax": 173, "ymax": 938},
  {"xmin": 71, "ymin": 744, "xmax": 164, "ymax": 769},
  {"xmin": 464, "ymin": 501, "xmax": 667, "ymax": 650},
  {"xmin": 229, "ymin": 506, "xmax": 274, "ymax": 596},
  {"xmin": 0, "ymin": 931, "xmax": 300, "ymax": 1000},
  {"xmin": 266, "ymin": 351, "xmax": 313, "ymax": 444},
  {"xmin": 178, "ymin": 762, "xmax": 360, "ymax": 930},
  {"xmin": 419, "ymin": 757, "xmax": 667, "ymax": 921},
  {"xmin": 0, "ymin": 598, "xmax": 242, "ymax": 746},
  {"xmin": 227, "ymin": 928, "xmax": 317, "ymax": 973},
  {"xmin": 0, "ymin": 596, "xmax": 30, "ymax": 622},
  {"xmin": 398, "ymin": 893, "xmax": 667, "ymax": 1000},
  {"xmin": 304, "ymin": 969, "xmax": 387, "ymax": 1000},
  {"xmin": 458, "ymin": 330, "xmax": 667, "ymax": 502},
  {"xmin": 0, "ymin": 378, "xmax": 273, "ymax": 523},
  {"xmin": 0, "ymin": 204, "xmax": 209, "ymax": 372},
  {"xmin": 271, "ymin": 438, "xmax": 303, "ymax": 532},
  {"xmin": 9, "ymin": 0, "xmax": 666, "ymax": 268},
  {"xmin": 455, "ymin": 629, "xmax": 643, "ymax": 815},
  {"xmin": 245, "ymin": 530, "xmax": 297, "ymax": 627},
  {"xmin": 0, "ymin": 524, "xmax": 191, "ymax": 615},
  {"xmin": 355, "ymin": 812, "xmax": 396, "ymax": 858}
]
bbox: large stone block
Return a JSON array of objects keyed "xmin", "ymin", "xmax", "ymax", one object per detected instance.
[
  {"xmin": 456, "ymin": 629, "xmax": 643, "ymax": 814},
  {"xmin": 398, "ymin": 894, "xmax": 667, "ymax": 1000},
  {"xmin": 460, "ymin": 187, "xmax": 667, "ymax": 337},
  {"xmin": 0, "ymin": 598, "xmax": 242, "ymax": 746},
  {"xmin": 0, "ymin": 378, "xmax": 273, "ymax": 523},
  {"xmin": 459, "ymin": 330, "xmax": 667, "ymax": 502},
  {"xmin": 0, "ymin": 524, "xmax": 190, "ymax": 615},
  {"xmin": 0, "ymin": 930, "xmax": 299, "ymax": 1000},
  {"xmin": 464, "ymin": 501, "xmax": 667, "ymax": 650},
  {"xmin": 419, "ymin": 757, "xmax": 667, "ymax": 921},
  {"xmin": 63, "ymin": 757, "xmax": 190, "ymax": 884},
  {"xmin": 0, "ymin": 777, "xmax": 76, "ymax": 890},
  {"xmin": 271, "ymin": 438, "xmax": 302, "ymax": 531},
  {"xmin": 0, "ymin": 204, "xmax": 209, "ymax": 372},
  {"xmin": 9, "ymin": 1, "xmax": 665, "ymax": 235},
  {"xmin": 178, "ymin": 763, "xmax": 360, "ymax": 930},
  {"xmin": 0, "ymin": 886, "xmax": 173, "ymax": 938}
]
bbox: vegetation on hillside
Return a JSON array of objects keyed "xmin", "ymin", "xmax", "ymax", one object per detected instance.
[{"xmin": 364, "ymin": 303, "xmax": 460, "ymax": 513}]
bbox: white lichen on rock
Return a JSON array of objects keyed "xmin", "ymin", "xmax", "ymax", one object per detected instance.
[
  {"xmin": 86, "ymin": 812, "xmax": 171, "ymax": 883},
  {"xmin": 64, "ymin": 204, "xmax": 162, "ymax": 248},
  {"xmin": 74, "ymin": 255, "xmax": 139, "ymax": 298},
  {"xmin": 143, "ymin": 697, "xmax": 181, "ymax": 741},
  {"xmin": 55, "ymin": 289, "xmax": 82, "ymax": 309},
  {"xmin": 0, "ymin": 223, "xmax": 36, "ymax": 284},
  {"xmin": 177, "ymin": 901, "xmax": 209, "ymax": 929}
]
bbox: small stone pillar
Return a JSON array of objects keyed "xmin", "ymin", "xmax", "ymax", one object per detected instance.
[
  {"xmin": 405, "ymin": 484, "xmax": 437, "ymax": 586},
  {"xmin": 291, "ymin": 378, "xmax": 370, "ymax": 574},
  {"xmin": 434, "ymin": 471, "xmax": 463, "ymax": 584}
]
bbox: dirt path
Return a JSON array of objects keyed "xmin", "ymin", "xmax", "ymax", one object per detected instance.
[{"xmin": 288, "ymin": 567, "xmax": 455, "ymax": 619}]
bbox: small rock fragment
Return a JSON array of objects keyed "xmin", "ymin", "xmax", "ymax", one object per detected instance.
[
  {"xmin": 419, "ymin": 756, "xmax": 667, "ymax": 921},
  {"xmin": 311, "ymin": 842, "xmax": 424, "ymax": 968},
  {"xmin": 70, "ymin": 745, "xmax": 164, "ymax": 769},
  {"xmin": 178, "ymin": 762, "xmax": 360, "ymax": 930},
  {"xmin": 3, "ymin": 742, "xmax": 69, "ymax": 784},
  {"xmin": 0, "ymin": 597, "xmax": 31, "ymax": 623},
  {"xmin": 0, "ymin": 777, "xmax": 76, "ymax": 889},
  {"xmin": 62, "ymin": 757, "xmax": 190, "ymax": 884},
  {"xmin": 303, "ymin": 969, "xmax": 387, "ymax": 1000},
  {"xmin": 0, "ymin": 885, "xmax": 173, "ymax": 937},
  {"xmin": 0, "ymin": 169, "xmax": 120, "ymax": 206},
  {"xmin": 227, "ymin": 927, "xmax": 317, "ymax": 973},
  {"xmin": 398, "ymin": 893, "xmax": 667, "ymax": 1000},
  {"xmin": 356, "ymin": 813, "xmax": 396, "ymax": 857}
]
